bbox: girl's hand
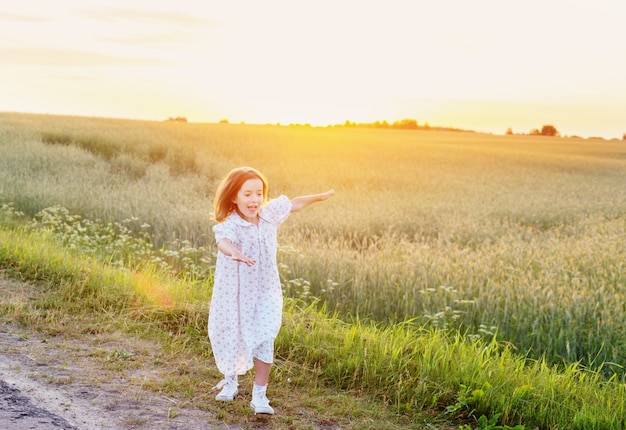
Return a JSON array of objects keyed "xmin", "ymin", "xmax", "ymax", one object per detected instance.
[
  {"xmin": 290, "ymin": 189, "xmax": 336, "ymax": 212},
  {"xmin": 321, "ymin": 189, "xmax": 335, "ymax": 200},
  {"xmin": 231, "ymin": 249, "xmax": 256, "ymax": 266},
  {"xmin": 217, "ymin": 238, "xmax": 256, "ymax": 266}
]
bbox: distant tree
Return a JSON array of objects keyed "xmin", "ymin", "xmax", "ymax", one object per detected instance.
[
  {"xmin": 529, "ymin": 128, "xmax": 541, "ymax": 136},
  {"xmin": 166, "ymin": 116, "xmax": 187, "ymax": 123},
  {"xmin": 505, "ymin": 127, "xmax": 513, "ymax": 135},
  {"xmin": 540, "ymin": 124, "xmax": 559, "ymax": 136},
  {"xmin": 623, "ymin": 133, "xmax": 626, "ymax": 141},
  {"xmin": 219, "ymin": 119, "xmax": 229, "ymax": 124},
  {"xmin": 392, "ymin": 118, "xmax": 418, "ymax": 130}
]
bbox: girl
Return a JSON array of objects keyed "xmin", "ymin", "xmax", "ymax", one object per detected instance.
[{"xmin": 209, "ymin": 166, "xmax": 334, "ymax": 415}]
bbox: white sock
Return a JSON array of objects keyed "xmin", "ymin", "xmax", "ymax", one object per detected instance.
[
  {"xmin": 253, "ymin": 383, "xmax": 267, "ymax": 395},
  {"xmin": 225, "ymin": 374, "xmax": 238, "ymax": 385}
]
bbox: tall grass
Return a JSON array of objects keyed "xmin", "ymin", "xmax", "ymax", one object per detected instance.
[
  {"xmin": 1, "ymin": 225, "xmax": 626, "ymax": 428},
  {"xmin": 2, "ymin": 112, "xmax": 626, "ymax": 376}
]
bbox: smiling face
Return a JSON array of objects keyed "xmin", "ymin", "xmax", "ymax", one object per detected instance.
[{"xmin": 233, "ymin": 178, "xmax": 264, "ymax": 224}]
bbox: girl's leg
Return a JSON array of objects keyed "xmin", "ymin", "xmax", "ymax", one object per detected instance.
[
  {"xmin": 254, "ymin": 359, "xmax": 271, "ymax": 386},
  {"xmin": 251, "ymin": 359, "xmax": 274, "ymax": 414}
]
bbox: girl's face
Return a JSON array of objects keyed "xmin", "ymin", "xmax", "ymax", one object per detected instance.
[{"xmin": 233, "ymin": 178, "xmax": 264, "ymax": 223}]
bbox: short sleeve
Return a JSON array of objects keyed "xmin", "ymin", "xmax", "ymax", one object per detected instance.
[
  {"xmin": 260, "ymin": 195, "xmax": 292, "ymax": 225},
  {"xmin": 213, "ymin": 218, "xmax": 237, "ymax": 243}
]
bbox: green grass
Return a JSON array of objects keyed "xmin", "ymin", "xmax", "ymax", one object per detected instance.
[{"xmin": 1, "ymin": 225, "xmax": 625, "ymax": 428}]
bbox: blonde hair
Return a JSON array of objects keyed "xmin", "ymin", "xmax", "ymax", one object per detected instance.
[{"xmin": 213, "ymin": 167, "xmax": 268, "ymax": 222}]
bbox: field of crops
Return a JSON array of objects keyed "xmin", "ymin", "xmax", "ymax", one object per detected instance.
[{"xmin": 2, "ymin": 112, "xmax": 626, "ymax": 375}]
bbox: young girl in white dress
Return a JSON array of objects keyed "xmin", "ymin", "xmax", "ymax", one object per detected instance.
[{"xmin": 209, "ymin": 166, "xmax": 334, "ymax": 415}]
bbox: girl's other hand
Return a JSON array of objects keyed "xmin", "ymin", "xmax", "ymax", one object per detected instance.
[{"xmin": 231, "ymin": 249, "xmax": 256, "ymax": 266}]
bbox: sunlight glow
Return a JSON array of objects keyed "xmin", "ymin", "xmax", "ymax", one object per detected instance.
[
  {"xmin": 1, "ymin": 0, "xmax": 626, "ymax": 138},
  {"xmin": 132, "ymin": 272, "xmax": 175, "ymax": 310}
]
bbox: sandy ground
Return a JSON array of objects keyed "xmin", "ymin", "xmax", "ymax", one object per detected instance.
[{"xmin": 0, "ymin": 274, "xmax": 228, "ymax": 430}]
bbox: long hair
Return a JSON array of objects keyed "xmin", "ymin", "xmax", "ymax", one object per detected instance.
[{"xmin": 213, "ymin": 167, "xmax": 268, "ymax": 222}]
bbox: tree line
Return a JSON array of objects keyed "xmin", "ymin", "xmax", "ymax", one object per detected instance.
[
  {"xmin": 206, "ymin": 116, "xmax": 626, "ymax": 140},
  {"xmin": 331, "ymin": 118, "xmax": 468, "ymax": 132},
  {"xmin": 506, "ymin": 124, "xmax": 559, "ymax": 137}
]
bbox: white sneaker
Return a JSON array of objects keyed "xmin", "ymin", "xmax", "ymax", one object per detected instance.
[
  {"xmin": 214, "ymin": 378, "xmax": 238, "ymax": 401},
  {"xmin": 250, "ymin": 391, "xmax": 275, "ymax": 415}
]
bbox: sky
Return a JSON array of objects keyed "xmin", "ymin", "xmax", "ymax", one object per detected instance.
[{"xmin": 1, "ymin": 0, "xmax": 625, "ymax": 138}]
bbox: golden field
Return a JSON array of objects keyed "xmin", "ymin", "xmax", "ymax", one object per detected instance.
[{"xmin": 2, "ymin": 111, "xmax": 626, "ymax": 374}]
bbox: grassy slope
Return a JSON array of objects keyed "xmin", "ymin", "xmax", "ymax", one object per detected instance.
[
  {"xmin": 0, "ymin": 226, "xmax": 443, "ymax": 429},
  {"xmin": 2, "ymin": 218, "xmax": 625, "ymax": 429}
]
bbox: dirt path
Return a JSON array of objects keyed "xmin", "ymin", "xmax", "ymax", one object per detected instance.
[
  {"xmin": 0, "ymin": 329, "xmax": 223, "ymax": 429},
  {"xmin": 0, "ymin": 378, "xmax": 78, "ymax": 429},
  {"xmin": 0, "ymin": 275, "xmax": 230, "ymax": 430}
]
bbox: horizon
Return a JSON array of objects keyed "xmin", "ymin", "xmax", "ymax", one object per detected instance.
[
  {"xmin": 2, "ymin": 0, "xmax": 626, "ymax": 139},
  {"xmin": 3, "ymin": 109, "xmax": 625, "ymax": 140}
]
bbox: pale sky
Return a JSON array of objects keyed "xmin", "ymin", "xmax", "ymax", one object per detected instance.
[{"xmin": 1, "ymin": 0, "xmax": 625, "ymax": 138}]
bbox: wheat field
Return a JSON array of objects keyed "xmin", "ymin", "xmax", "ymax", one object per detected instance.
[{"xmin": 2, "ymin": 112, "xmax": 626, "ymax": 374}]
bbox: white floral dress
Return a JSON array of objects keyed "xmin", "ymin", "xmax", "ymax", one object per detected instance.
[{"xmin": 208, "ymin": 195, "xmax": 292, "ymax": 376}]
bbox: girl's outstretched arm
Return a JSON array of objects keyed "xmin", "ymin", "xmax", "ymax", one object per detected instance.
[
  {"xmin": 290, "ymin": 189, "xmax": 335, "ymax": 213},
  {"xmin": 217, "ymin": 238, "xmax": 256, "ymax": 266}
]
